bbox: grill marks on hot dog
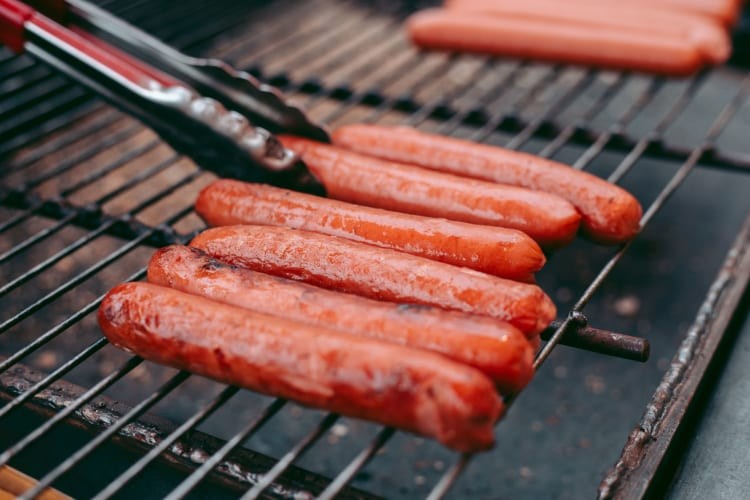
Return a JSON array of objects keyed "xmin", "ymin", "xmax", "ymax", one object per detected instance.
[
  {"xmin": 190, "ymin": 225, "xmax": 557, "ymax": 335},
  {"xmin": 148, "ymin": 245, "xmax": 535, "ymax": 393},
  {"xmin": 195, "ymin": 180, "xmax": 545, "ymax": 281},
  {"xmin": 331, "ymin": 125, "xmax": 642, "ymax": 244},
  {"xmin": 279, "ymin": 135, "xmax": 581, "ymax": 247},
  {"xmin": 98, "ymin": 282, "xmax": 503, "ymax": 452}
]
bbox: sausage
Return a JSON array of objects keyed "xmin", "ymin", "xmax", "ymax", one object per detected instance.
[
  {"xmin": 278, "ymin": 135, "xmax": 581, "ymax": 247},
  {"xmin": 406, "ymin": 8, "xmax": 705, "ymax": 76},
  {"xmin": 98, "ymin": 282, "xmax": 503, "ymax": 452},
  {"xmin": 189, "ymin": 225, "xmax": 557, "ymax": 335},
  {"xmin": 633, "ymin": 0, "xmax": 742, "ymax": 25},
  {"xmin": 445, "ymin": 0, "xmax": 730, "ymax": 64},
  {"xmin": 148, "ymin": 245, "xmax": 536, "ymax": 393},
  {"xmin": 195, "ymin": 180, "xmax": 546, "ymax": 282},
  {"xmin": 331, "ymin": 124, "xmax": 642, "ymax": 244}
]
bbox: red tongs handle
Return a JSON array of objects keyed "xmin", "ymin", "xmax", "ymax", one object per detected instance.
[
  {"xmin": 0, "ymin": 0, "xmax": 176, "ymax": 88},
  {"xmin": 0, "ymin": 0, "xmax": 34, "ymax": 52}
]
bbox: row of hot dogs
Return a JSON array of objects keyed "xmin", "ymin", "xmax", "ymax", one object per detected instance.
[
  {"xmin": 407, "ymin": 0, "xmax": 743, "ymax": 75},
  {"xmin": 98, "ymin": 125, "xmax": 642, "ymax": 451}
]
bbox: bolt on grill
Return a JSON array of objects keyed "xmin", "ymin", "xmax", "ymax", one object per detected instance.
[{"xmin": 1, "ymin": 0, "xmax": 749, "ymax": 498}]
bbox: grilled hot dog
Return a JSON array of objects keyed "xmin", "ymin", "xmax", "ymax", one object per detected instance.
[
  {"xmin": 445, "ymin": 0, "xmax": 730, "ymax": 64},
  {"xmin": 190, "ymin": 225, "xmax": 557, "ymax": 335},
  {"xmin": 98, "ymin": 282, "xmax": 503, "ymax": 451},
  {"xmin": 148, "ymin": 245, "xmax": 535, "ymax": 393},
  {"xmin": 331, "ymin": 124, "xmax": 643, "ymax": 244},
  {"xmin": 279, "ymin": 135, "xmax": 581, "ymax": 247},
  {"xmin": 407, "ymin": 8, "xmax": 706, "ymax": 76},
  {"xmin": 195, "ymin": 180, "xmax": 545, "ymax": 281}
]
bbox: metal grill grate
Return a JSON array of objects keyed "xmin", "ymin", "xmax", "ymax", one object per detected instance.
[{"xmin": 1, "ymin": 0, "xmax": 750, "ymax": 498}]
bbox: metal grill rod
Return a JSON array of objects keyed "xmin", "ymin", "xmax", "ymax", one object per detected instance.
[
  {"xmin": 0, "ymin": 355, "xmax": 144, "ymax": 467},
  {"xmin": 0, "ymin": 65, "xmax": 56, "ymax": 103},
  {"xmin": 317, "ymin": 427, "xmax": 395, "ymax": 500},
  {"xmin": 19, "ymin": 370, "xmax": 192, "ymax": 500},
  {"xmin": 0, "ymin": 175, "xmax": 198, "ymax": 336},
  {"xmin": 0, "ymin": 130, "xmax": 154, "ymax": 260},
  {"xmin": 5, "ymin": 119, "xmax": 140, "ymax": 182},
  {"xmin": 608, "ymin": 75, "xmax": 709, "ymax": 184},
  {"xmin": 3, "ymin": 111, "xmax": 124, "ymax": 175},
  {"xmin": 241, "ymin": 412, "xmax": 341, "ymax": 500},
  {"xmin": 224, "ymin": 0, "xmax": 347, "ymax": 68},
  {"xmin": 572, "ymin": 78, "xmax": 665, "ymax": 170},
  {"xmin": 403, "ymin": 58, "xmax": 500, "ymax": 127},
  {"xmin": 537, "ymin": 74, "xmax": 627, "ymax": 158},
  {"xmin": 0, "ymin": 337, "xmax": 108, "ymax": 422},
  {"xmin": 0, "ymin": 153, "xmax": 181, "ymax": 298},
  {"xmin": 92, "ymin": 385, "xmax": 240, "ymax": 500},
  {"xmin": 163, "ymin": 398, "xmax": 287, "ymax": 500}
]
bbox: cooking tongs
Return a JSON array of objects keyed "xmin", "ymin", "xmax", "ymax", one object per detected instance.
[{"xmin": 0, "ymin": 0, "xmax": 329, "ymax": 187}]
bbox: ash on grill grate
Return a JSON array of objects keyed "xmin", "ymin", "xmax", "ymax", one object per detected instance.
[{"xmin": 1, "ymin": 0, "xmax": 750, "ymax": 499}]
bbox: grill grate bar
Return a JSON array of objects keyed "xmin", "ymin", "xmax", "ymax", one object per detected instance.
[
  {"xmin": 505, "ymin": 71, "xmax": 598, "ymax": 150},
  {"xmin": 0, "ymin": 89, "xmax": 93, "ymax": 149},
  {"xmin": 0, "ymin": 153, "xmax": 201, "ymax": 319},
  {"xmin": 404, "ymin": 58, "xmax": 499, "ymax": 127},
  {"xmin": 0, "ymin": 280, "xmax": 115, "ymax": 376},
  {"xmin": 0, "ymin": 171, "xmax": 201, "ymax": 335},
  {"xmin": 0, "ymin": 356, "xmax": 144, "ymax": 468},
  {"xmin": 222, "ymin": 0, "xmax": 348, "ymax": 69},
  {"xmin": 5, "ymin": 120, "xmax": 141, "ymax": 181},
  {"xmin": 0, "ymin": 231, "xmax": 150, "ymax": 335},
  {"xmin": 537, "ymin": 74, "xmax": 628, "ymax": 158},
  {"xmin": 241, "ymin": 412, "xmax": 341, "ymax": 500},
  {"xmin": 0, "ymin": 212, "xmax": 76, "ymax": 265},
  {"xmin": 0, "ymin": 66, "xmax": 55, "ymax": 103},
  {"xmin": 572, "ymin": 78, "xmax": 665, "ymax": 170},
  {"xmin": 0, "ymin": 55, "xmax": 36, "ymax": 81},
  {"xmin": 0, "ymin": 338, "xmax": 108, "ymax": 423},
  {"xmin": 3, "ymin": 111, "xmax": 123, "ymax": 174},
  {"xmin": 164, "ymin": 398, "xmax": 288, "ymax": 500},
  {"xmin": 2, "ymin": 154, "xmax": 171, "ymax": 295},
  {"xmin": 608, "ymin": 75, "xmax": 708, "ymax": 184},
  {"xmin": 0, "ymin": 77, "xmax": 71, "ymax": 122},
  {"xmin": 92, "ymin": 385, "xmax": 241, "ymax": 500},
  {"xmin": 317, "ymin": 427, "xmax": 396, "ymax": 500},
  {"xmin": 19, "ymin": 371, "xmax": 192, "ymax": 500}
]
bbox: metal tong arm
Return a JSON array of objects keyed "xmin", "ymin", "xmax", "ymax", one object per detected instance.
[{"xmin": 0, "ymin": 0, "xmax": 299, "ymax": 176}]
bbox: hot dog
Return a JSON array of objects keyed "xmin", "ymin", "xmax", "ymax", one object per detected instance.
[
  {"xmin": 406, "ymin": 8, "xmax": 705, "ymax": 76},
  {"xmin": 445, "ymin": 0, "xmax": 730, "ymax": 64},
  {"xmin": 278, "ymin": 135, "xmax": 581, "ymax": 247},
  {"xmin": 195, "ymin": 180, "xmax": 546, "ymax": 282},
  {"xmin": 190, "ymin": 225, "xmax": 557, "ymax": 335},
  {"xmin": 331, "ymin": 124, "xmax": 643, "ymax": 244},
  {"xmin": 98, "ymin": 282, "xmax": 503, "ymax": 452},
  {"xmin": 628, "ymin": 0, "xmax": 742, "ymax": 25},
  {"xmin": 148, "ymin": 245, "xmax": 535, "ymax": 393}
]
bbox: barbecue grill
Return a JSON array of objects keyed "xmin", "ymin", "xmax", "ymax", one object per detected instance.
[{"xmin": 1, "ymin": 0, "xmax": 749, "ymax": 498}]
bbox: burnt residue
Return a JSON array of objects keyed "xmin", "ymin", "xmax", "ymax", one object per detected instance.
[
  {"xmin": 0, "ymin": 362, "xmax": 378, "ymax": 500},
  {"xmin": 598, "ymin": 213, "xmax": 750, "ymax": 499}
]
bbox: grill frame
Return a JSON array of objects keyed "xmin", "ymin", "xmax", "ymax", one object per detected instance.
[{"xmin": 1, "ymin": 0, "xmax": 749, "ymax": 498}]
